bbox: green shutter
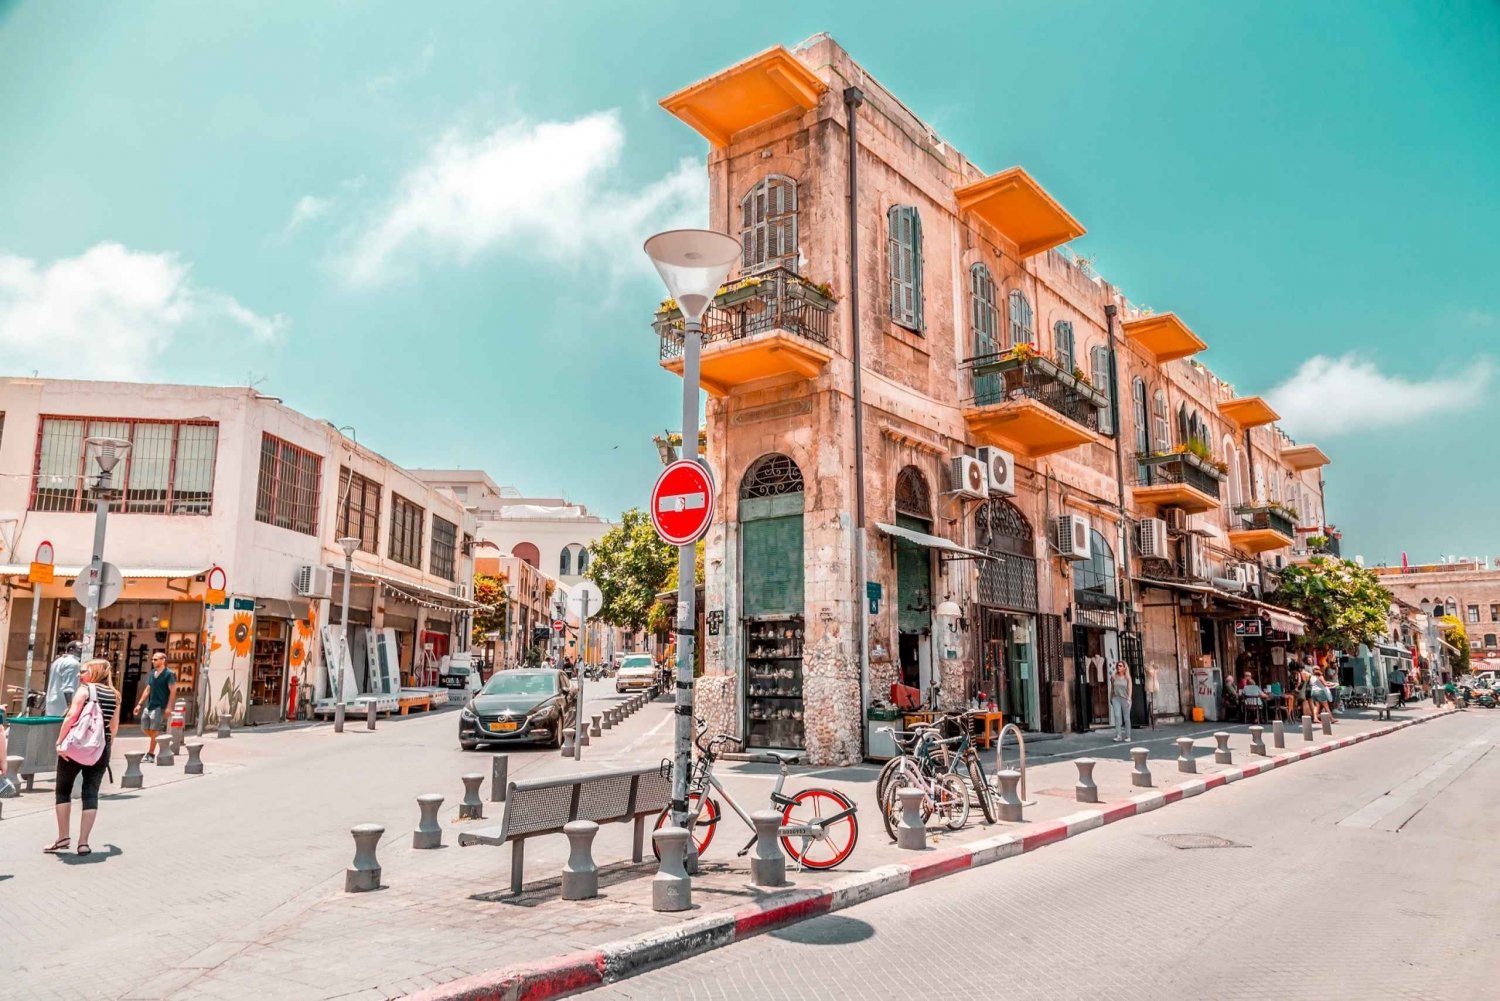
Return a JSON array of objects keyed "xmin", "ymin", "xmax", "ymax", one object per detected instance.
[
  {"xmin": 895, "ymin": 515, "xmax": 932, "ymax": 633},
  {"xmin": 741, "ymin": 493, "xmax": 804, "ymax": 618}
]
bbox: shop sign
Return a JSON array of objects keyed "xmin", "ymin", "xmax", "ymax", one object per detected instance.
[
  {"xmin": 232, "ymin": 597, "xmax": 255, "ymax": 611},
  {"xmin": 706, "ymin": 610, "xmax": 723, "ymax": 636},
  {"xmin": 29, "ymin": 540, "xmax": 55, "ymax": 584},
  {"xmin": 866, "ymin": 581, "xmax": 882, "ymax": 614},
  {"xmin": 1234, "ymin": 618, "xmax": 1264, "ymax": 637},
  {"xmin": 205, "ymin": 566, "xmax": 228, "ymax": 607}
]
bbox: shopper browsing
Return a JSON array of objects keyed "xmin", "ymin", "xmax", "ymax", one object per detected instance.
[{"xmin": 133, "ymin": 651, "xmax": 177, "ymax": 762}]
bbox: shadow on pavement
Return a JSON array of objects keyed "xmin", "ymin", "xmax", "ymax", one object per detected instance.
[
  {"xmin": 56, "ymin": 844, "xmax": 123, "ymax": 865},
  {"xmin": 771, "ymin": 915, "xmax": 875, "ymax": 946}
]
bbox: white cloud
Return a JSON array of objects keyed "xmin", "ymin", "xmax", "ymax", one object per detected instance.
[
  {"xmin": 0, "ymin": 242, "xmax": 286, "ymax": 380},
  {"xmin": 366, "ymin": 40, "xmax": 436, "ymax": 94},
  {"xmin": 337, "ymin": 110, "xmax": 706, "ymax": 286},
  {"xmin": 1267, "ymin": 353, "xmax": 1492, "ymax": 437},
  {"xmin": 1461, "ymin": 307, "xmax": 1495, "ymax": 328},
  {"xmin": 283, "ymin": 194, "xmax": 331, "ymax": 235}
]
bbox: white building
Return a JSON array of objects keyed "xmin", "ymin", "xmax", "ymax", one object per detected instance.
[{"xmin": 0, "ymin": 378, "xmax": 478, "ymax": 725}]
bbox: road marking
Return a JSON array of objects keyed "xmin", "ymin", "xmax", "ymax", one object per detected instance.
[{"xmin": 1337, "ymin": 732, "xmax": 1495, "ymax": 830}]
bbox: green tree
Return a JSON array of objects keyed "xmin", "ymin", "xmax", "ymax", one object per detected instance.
[
  {"xmin": 586, "ymin": 507, "xmax": 677, "ymax": 632},
  {"xmin": 1438, "ymin": 614, "xmax": 1471, "ymax": 675},
  {"xmin": 1269, "ymin": 556, "xmax": 1392, "ymax": 651},
  {"xmin": 470, "ymin": 573, "xmax": 508, "ymax": 646},
  {"xmin": 646, "ymin": 540, "xmax": 705, "ymax": 634}
]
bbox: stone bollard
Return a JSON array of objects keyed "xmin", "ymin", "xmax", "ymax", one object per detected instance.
[
  {"xmin": 576, "ymin": 721, "xmax": 590, "ymax": 749},
  {"xmin": 1075, "ymin": 758, "xmax": 1099, "ymax": 803},
  {"xmin": 996, "ymin": 769, "xmax": 1024, "ymax": 822},
  {"xmin": 1301, "ymin": 714, "xmax": 1315, "ymax": 742},
  {"xmin": 1322, "ymin": 715, "xmax": 1333, "ymax": 736},
  {"xmin": 121, "ymin": 751, "xmax": 146, "ymax": 789},
  {"xmin": 4, "ymin": 755, "xmax": 22, "ymax": 792},
  {"xmin": 345, "ymin": 823, "xmax": 384, "ymax": 892},
  {"xmin": 1131, "ymin": 747, "xmax": 1153, "ymax": 788},
  {"xmin": 590, "ymin": 714, "xmax": 602, "ymax": 738},
  {"xmin": 1250, "ymin": 725, "xmax": 1267, "ymax": 756},
  {"xmin": 1273, "ymin": 719, "xmax": 1286, "ymax": 749},
  {"xmin": 155, "ymin": 739, "xmax": 176, "ymax": 767},
  {"xmin": 750, "ymin": 810, "xmax": 787, "ymax": 887},
  {"xmin": 1176, "ymin": 737, "xmax": 1197, "ymax": 774},
  {"xmin": 560, "ymin": 727, "xmax": 576, "ymax": 759},
  {"xmin": 171, "ymin": 726, "xmax": 186, "ymax": 755},
  {"xmin": 459, "ymin": 774, "xmax": 485, "ymax": 820},
  {"xmin": 562, "ymin": 820, "xmax": 600, "ymax": 900},
  {"xmin": 490, "ymin": 755, "xmax": 508, "ymax": 803},
  {"xmin": 184, "ymin": 743, "xmax": 204, "ymax": 775},
  {"xmin": 602, "ymin": 709, "xmax": 615, "ymax": 730},
  {"xmin": 895, "ymin": 788, "xmax": 927, "ymax": 850},
  {"xmin": 1214, "ymin": 732, "xmax": 1233, "ymax": 766},
  {"xmin": 413, "ymin": 794, "xmax": 444, "ymax": 849},
  {"xmin": 367, "ymin": 701, "xmax": 377, "ymax": 731},
  {"xmin": 216, "ymin": 714, "xmax": 232, "ymax": 739},
  {"xmin": 652, "ymin": 827, "xmax": 692, "ymax": 912}
]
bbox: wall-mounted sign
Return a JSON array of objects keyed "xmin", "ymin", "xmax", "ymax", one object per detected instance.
[
  {"xmin": 706, "ymin": 610, "xmax": 723, "ymax": 636},
  {"xmin": 29, "ymin": 540, "xmax": 55, "ymax": 584},
  {"xmin": 866, "ymin": 581, "xmax": 882, "ymax": 614},
  {"xmin": 1234, "ymin": 618, "xmax": 1263, "ymax": 638},
  {"xmin": 232, "ymin": 597, "xmax": 255, "ymax": 611}
]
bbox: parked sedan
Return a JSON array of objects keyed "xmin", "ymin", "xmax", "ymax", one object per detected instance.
[
  {"xmin": 615, "ymin": 654, "xmax": 657, "ymax": 693},
  {"xmin": 460, "ymin": 669, "xmax": 575, "ymax": 750}
]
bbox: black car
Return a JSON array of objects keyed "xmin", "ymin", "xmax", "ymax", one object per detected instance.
[{"xmin": 459, "ymin": 669, "xmax": 576, "ymax": 750}]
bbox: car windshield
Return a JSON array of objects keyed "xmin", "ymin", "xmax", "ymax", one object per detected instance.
[
  {"xmin": 481, "ymin": 673, "xmax": 556, "ymax": 697},
  {"xmin": 622, "ymin": 656, "xmax": 653, "ymax": 670}
]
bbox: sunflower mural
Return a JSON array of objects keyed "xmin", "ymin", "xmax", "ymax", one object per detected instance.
[
  {"xmin": 305, "ymin": 601, "xmax": 319, "ymax": 633},
  {"xmin": 228, "ymin": 612, "xmax": 254, "ymax": 657},
  {"xmin": 289, "ymin": 634, "xmax": 307, "ymax": 670}
]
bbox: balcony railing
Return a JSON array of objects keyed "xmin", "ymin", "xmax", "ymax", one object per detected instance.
[
  {"xmin": 655, "ymin": 267, "xmax": 834, "ymax": 362},
  {"xmin": 1136, "ymin": 452, "xmax": 1223, "ymax": 500},
  {"xmin": 967, "ymin": 351, "xmax": 1107, "ymax": 435},
  {"xmin": 1235, "ymin": 505, "xmax": 1297, "ymax": 539}
]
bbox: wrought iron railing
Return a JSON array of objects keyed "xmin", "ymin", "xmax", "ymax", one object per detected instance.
[
  {"xmin": 966, "ymin": 353, "xmax": 1106, "ymax": 435},
  {"xmin": 1135, "ymin": 453, "xmax": 1222, "ymax": 500},
  {"xmin": 1236, "ymin": 505, "xmax": 1296, "ymax": 540},
  {"xmin": 655, "ymin": 267, "xmax": 834, "ymax": 362}
]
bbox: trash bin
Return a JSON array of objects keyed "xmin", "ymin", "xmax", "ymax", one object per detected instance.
[
  {"xmin": 7, "ymin": 715, "xmax": 64, "ymax": 784},
  {"xmin": 865, "ymin": 705, "xmax": 901, "ymax": 761}
]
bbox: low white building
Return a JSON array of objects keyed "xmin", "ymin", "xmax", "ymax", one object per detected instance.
[{"xmin": 0, "ymin": 377, "xmax": 478, "ymax": 725}]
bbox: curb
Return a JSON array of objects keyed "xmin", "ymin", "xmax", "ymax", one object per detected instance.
[{"xmin": 409, "ymin": 708, "xmax": 1457, "ymax": 1001}]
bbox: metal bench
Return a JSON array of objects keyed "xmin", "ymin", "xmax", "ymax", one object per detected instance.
[
  {"xmin": 457, "ymin": 763, "xmax": 673, "ymax": 895},
  {"xmin": 1374, "ymin": 692, "xmax": 1399, "ymax": 721}
]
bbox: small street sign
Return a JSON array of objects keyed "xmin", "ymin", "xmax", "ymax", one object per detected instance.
[
  {"xmin": 867, "ymin": 581, "xmax": 882, "ymax": 614},
  {"xmin": 29, "ymin": 540, "xmax": 55, "ymax": 585},
  {"xmin": 552, "ymin": 618, "xmax": 566, "ymax": 633},
  {"xmin": 205, "ymin": 565, "xmax": 228, "ymax": 607},
  {"xmin": 72, "ymin": 561, "xmax": 123, "ymax": 610},
  {"xmin": 650, "ymin": 459, "xmax": 715, "ymax": 546}
]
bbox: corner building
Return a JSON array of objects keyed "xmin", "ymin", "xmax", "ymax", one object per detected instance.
[{"xmin": 655, "ymin": 37, "xmax": 1334, "ymax": 765}]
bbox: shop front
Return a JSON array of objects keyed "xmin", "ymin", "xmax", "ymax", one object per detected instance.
[
  {"xmin": 738, "ymin": 453, "xmax": 807, "ymax": 752},
  {"xmin": 973, "ymin": 500, "xmax": 1045, "ymax": 731},
  {"xmin": 1069, "ymin": 528, "xmax": 1120, "ymax": 733}
]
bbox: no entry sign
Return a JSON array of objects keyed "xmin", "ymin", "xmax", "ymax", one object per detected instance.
[{"xmin": 651, "ymin": 459, "xmax": 715, "ymax": 546}]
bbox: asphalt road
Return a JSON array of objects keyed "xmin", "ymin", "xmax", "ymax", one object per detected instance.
[{"xmin": 585, "ymin": 711, "xmax": 1500, "ymax": 1001}]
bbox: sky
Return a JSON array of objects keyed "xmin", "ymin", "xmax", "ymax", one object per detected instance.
[{"xmin": 0, "ymin": 1, "xmax": 1496, "ymax": 565}]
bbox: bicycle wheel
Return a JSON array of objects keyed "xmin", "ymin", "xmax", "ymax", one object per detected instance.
[
  {"xmin": 880, "ymin": 765, "xmax": 931, "ymax": 841},
  {"xmin": 875, "ymin": 754, "xmax": 912, "ymax": 807},
  {"xmin": 782, "ymin": 787, "xmax": 858, "ymax": 870},
  {"xmin": 965, "ymin": 756, "xmax": 998, "ymax": 824},
  {"xmin": 933, "ymin": 773, "xmax": 970, "ymax": 831},
  {"xmin": 653, "ymin": 792, "xmax": 719, "ymax": 859}
]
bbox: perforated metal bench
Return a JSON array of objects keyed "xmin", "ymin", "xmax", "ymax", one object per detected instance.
[
  {"xmin": 1375, "ymin": 692, "xmax": 1400, "ymax": 721},
  {"xmin": 457, "ymin": 764, "xmax": 673, "ymax": 895}
]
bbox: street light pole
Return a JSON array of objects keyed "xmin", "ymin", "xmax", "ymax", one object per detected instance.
[
  {"xmin": 336, "ymin": 537, "xmax": 359, "ymax": 733},
  {"xmin": 80, "ymin": 438, "xmax": 130, "ymax": 661}
]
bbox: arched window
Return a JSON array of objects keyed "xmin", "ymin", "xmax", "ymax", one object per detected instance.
[
  {"xmin": 559, "ymin": 547, "xmax": 572, "ymax": 576},
  {"xmin": 975, "ymin": 499, "xmax": 1038, "ymax": 611},
  {"xmin": 577, "ymin": 547, "xmax": 590, "ymax": 573},
  {"xmin": 741, "ymin": 175, "xmax": 798, "ymax": 273},
  {"xmin": 971, "ymin": 264, "xmax": 1000, "ymax": 404},
  {"xmin": 895, "ymin": 466, "xmax": 932, "ymax": 520},
  {"xmin": 1055, "ymin": 320, "xmax": 1076, "ymax": 373},
  {"xmin": 1151, "ymin": 390, "xmax": 1170, "ymax": 452},
  {"xmin": 887, "ymin": 205, "xmax": 923, "ymax": 331},
  {"xmin": 1445, "ymin": 596, "xmax": 1458, "ymax": 618},
  {"xmin": 741, "ymin": 453, "xmax": 805, "ymax": 499},
  {"xmin": 511, "ymin": 542, "xmax": 539, "ymax": 568},
  {"xmin": 1006, "ymin": 290, "xmax": 1034, "ymax": 349},
  {"xmin": 1223, "ymin": 435, "xmax": 1242, "ymax": 505},
  {"xmin": 1073, "ymin": 529, "xmax": 1117, "ymax": 609}
]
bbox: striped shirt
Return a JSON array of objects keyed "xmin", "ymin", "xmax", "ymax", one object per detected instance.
[{"xmin": 87, "ymin": 684, "xmax": 120, "ymax": 739}]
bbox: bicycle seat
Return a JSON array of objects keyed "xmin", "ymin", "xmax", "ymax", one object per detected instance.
[{"xmin": 761, "ymin": 750, "xmax": 802, "ymax": 765}]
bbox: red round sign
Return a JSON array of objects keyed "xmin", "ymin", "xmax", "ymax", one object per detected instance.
[
  {"xmin": 552, "ymin": 619, "xmax": 566, "ymax": 633},
  {"xmin": 650, "ymin": 459, "xmax": 715, "ymax": 546}
]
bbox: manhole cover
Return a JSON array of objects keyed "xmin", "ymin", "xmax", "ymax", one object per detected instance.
[{"xmin": 1157, "ymin": 833, "xmax": 1248, "ymax": 850}]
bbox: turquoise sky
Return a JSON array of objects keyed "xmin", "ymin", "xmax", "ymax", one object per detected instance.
[{"xmin": 1, "ymin": 1, "xmax": 1495, "ymax": 564}]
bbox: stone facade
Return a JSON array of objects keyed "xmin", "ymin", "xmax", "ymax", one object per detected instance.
[{"xmin": 1374, "ymin": 560, "xmax": 1500, "ymax": 671}]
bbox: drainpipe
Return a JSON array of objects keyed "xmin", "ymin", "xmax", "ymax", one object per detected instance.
[
  {"xmin": 1243, "ymin": 428, "xmax": 1264, "ymax": 591},
  {"xmin": 845, "ymin": 85, "xmax": 870, "ymax": 754},
  {"xmin": 1106, "ymin": 304, "xmax": 1142, "ymax": 725}
]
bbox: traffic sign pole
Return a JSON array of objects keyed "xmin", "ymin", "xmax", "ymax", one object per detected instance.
[
  {"xmin": 21, "ymin": 541, "xmax": 55, "ymax": 716},
  {"xmin": 673, "ymin": 317, "xmax": 703, "ymax": 856},
  {"xmin": 81, "ymin": 488, "xmax": 112, "ymax": 661}
]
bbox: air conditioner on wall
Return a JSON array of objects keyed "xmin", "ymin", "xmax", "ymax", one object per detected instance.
[
  {"xmin": 1212, "ymin": 575, "xmax": 1247, "ymax": 593},
  {"xmin": 1179, "ymin": 536, "xmax": 1208, "ymax": 581},
  {"xmin": 975, "ymin": 446, "xmax": 1016, "ymax": 497},
  {"xmin": 1139, "ymin": 517, "xmax": 1170, "ymax": 559},
  {"xmin": 1164, "ymin": 508, "xmax": 1188, "ymax": 531},
  {"xmin": 295, "ymin": 565, "xmax": 333, "ymax": 599},
  {"xmin": 1055, "ymin": 514, "xmax": 1092, "ymax": 561},
  {"xmin": 949, "ymin": 454, "xmax": 989, "ymax": 500}
]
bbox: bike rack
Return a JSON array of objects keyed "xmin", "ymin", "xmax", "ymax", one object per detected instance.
[{"xmin": 994, "ymin": 723, "xmax": 1030, "ymax": 804}]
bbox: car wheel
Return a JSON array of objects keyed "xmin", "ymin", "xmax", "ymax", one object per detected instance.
[{"xmin": 461, "ymin": 740, "xmax": 479, "ymax": 751}]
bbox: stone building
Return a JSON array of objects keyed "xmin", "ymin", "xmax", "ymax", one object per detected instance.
[
  {"xmin": 1373, "ymin": 558, "xmax": 1500, "ymax": 673},
  {"xmin": 654, "ymin": 36, "xmax": 1335, "ymax": 764}
]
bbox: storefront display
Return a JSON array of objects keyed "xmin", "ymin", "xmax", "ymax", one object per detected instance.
[
  {"xmin": 250, "ymin": 618, "xmax": 288, "ymax": 724},
  {"xmin": 744, "ymin": 615, "xmax": 805, "ymax": 750}
]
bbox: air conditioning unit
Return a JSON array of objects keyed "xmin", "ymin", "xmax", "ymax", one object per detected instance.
[
  {"xmin": 1164, "ymin": 508, "xmax": 1188, "ymax": 531},
  {"xmin": 295, "ymin": 565, "xmax": 333, "ymax": 599},
  {"xmin": 1233, "ymin": 562, "xmax": 1262, "ymax": 596},
  {"xmin": 1179, "ymin": 536, "xmax": 1208, "ymax": 580},
  {"xmin": 1139, "ymin": 517, "xmax": 1170, "ymax": 559},
  {"xmin": 1055, "ymin": 514, "xmax": 1092, "ymax": 561},
  {"xmin": 1212, "ymin": 575, "xmax": 1247, "ymax": 593},
  {"xmin": 949, "ymin": 454, "xmax": 989, "ymax": 500},
  {"xmin": 975, "ymin": 446, "xmax": 1016, "ymax": 497}
]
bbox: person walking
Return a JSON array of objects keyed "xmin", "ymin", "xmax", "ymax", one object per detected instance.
[
  {"xmin": 1308, "ymin": 667, "xmax": 1332, "ymax": 723},
  {"xmin": 46, "ymin": 659, "xmax": 120, "ymax": 856},
  {"xmin": 1390, "ymin": 662, "xmax": 1408, "ymax": 708},
  {"xmin": 44, "ymin": 641, "xmax": 84, "ymax": 717},
  {"xmin": 1108, "ymin": 661, "xmax": 1133, "ymax": 742},
  {"xmin": 133, "ymin": 651, "xmax": 177, "ymax": 762}
]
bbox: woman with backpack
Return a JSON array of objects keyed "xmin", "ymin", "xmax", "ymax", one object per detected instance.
[{"xmin": 46, "ymin": 658, "xmax": 120, "ymax": 856}]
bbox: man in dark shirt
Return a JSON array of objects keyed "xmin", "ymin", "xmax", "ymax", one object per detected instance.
[{"xmin": 133, "ymin": 651, "xmax": 177, "ymax": 762}]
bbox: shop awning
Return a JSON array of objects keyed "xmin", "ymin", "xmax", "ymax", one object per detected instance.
[
  {"xmin": 336, "ymin": 565, "xmax": 485, "ymax": 611},
  {"xmin": 1132, "ymin": 575, "xmax": 1307, "ymax": 636},
  {"xmin": 875, "ymin": 523, "xmax": 995, "ymax": 561},
  {"xmin": 1132, "ymin": 576, "xmax": 1217, "ymax": 597},
  {"xmin": 0, "ymin": 564, "xmax": 209, "ymax": 580}
]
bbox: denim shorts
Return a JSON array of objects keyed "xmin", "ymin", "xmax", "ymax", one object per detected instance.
[{"xmin": 141, "ymin": 707, "xmax": 166, "ymax": 731}]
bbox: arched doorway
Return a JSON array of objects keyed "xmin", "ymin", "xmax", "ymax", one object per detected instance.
[
  {"xmin": 511, "ymin": 542, "xmax": 539, "ymax": 568},
  {"xmin": 975, "ymin": 500, "xmax": 1048, "ymax": 730},
  {"xmin": 894, "ymin": 466, "xmax": 934, "ymax": 694},
  {"xmin": 739, "ymin": 453, "xmax": 806, "ymax": 750},
  {"xmin": 1072, "ymin": 529, "xmax": 1120, "ymax": 731}
]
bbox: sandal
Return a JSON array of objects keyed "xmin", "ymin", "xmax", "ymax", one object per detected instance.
[
  {"xmin": 44, "ymin": 837, "xmax": 71, "ymax": 854},
  {"xmin": 76, "ymin": 844, "xmax": 92, "ymax": 857}
]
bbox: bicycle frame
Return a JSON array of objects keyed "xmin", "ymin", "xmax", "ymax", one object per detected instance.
[{"xmin": 681, "ymin": 753, "xmax": 855, "ymax": 870}]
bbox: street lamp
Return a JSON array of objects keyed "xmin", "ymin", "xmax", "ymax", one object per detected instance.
[
  {"xmin": 80, "ymin": 437, "xmax": 131, "ymax": 660},
  {"xmin": 334, "ymin": 536, "xmax": 359, "ymax": 733},
  {"xmin": 644, "ymin": 228, "xmax": 740, "ymax": 834}
]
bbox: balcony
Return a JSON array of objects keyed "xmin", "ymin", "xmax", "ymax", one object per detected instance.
[
  {"xmin": 962, "ymin": 348, "xmax": 1108, "ymax": 457},
  {"xmin": 1219, "ymin": 396, "xmax": 1280, "ymax": 429},
  {"xmin": 953, "ymin": 167, "xmax": 1086, "ymax": 258},
  {"xmin": 1120, "ymin": 313, "xmax": 1206, "ymax": 363},
  {"xmin": 1229, "ymin": 504, "xmax": 1297, "ymax": 554},
  {"xmin": 659, "ymin": 45, "xmax": 826, "ymax": 148},
  {"xmin": 1132, "ymin": 451, "xmax": 1225, "ymax": 513},
  {"xmin": 1281, "ymin": 443, "xmax": 1331, "ymax": 471},
  {"xmin": 655, "ymin": 268, "xmax": 835, "ymax": 397}
]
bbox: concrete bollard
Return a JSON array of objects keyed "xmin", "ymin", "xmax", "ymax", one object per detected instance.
[
  {"xmin": 1302, "ymin": 714, "xmax": 1315, "ymax": 742},
  {"xmin": 590, "ymin": 714, "xmax": 602, "ymax": 738},
  {"xmin": 576, "ymin": 722, "xmax": 590, "ymax": 748},
  {"xmin": 459, "ymin": 774, "xmax": 485, "ymax": 820},
  {"xmin": 1176, "ymin": 737, "xmax": 1196, "ymax": 774},
  {"xmin": 184, "ymin": 742, "xmax": 204, "ymax": 775},
  {"xmin": 996, "ymin": 769, "xmax": 1024, "ymax": 822},
  {"xmin": 1250, "ymin": 725, "xmax": 1267, "ymax": 756},
  {"xmin": 560, "ymin": 727, "xmax": 576, "ymax": 759},
  {"xmin": 562, "ymin": 820, "xmax": 600, "ymax": 900},
  {"xmin": 602, "ymin": 709, "xmax": 615, "ymax": 730},
  {"xmin": 4, "ymin": 755, "xmax": 22, "ymax": 792},
  {"xmin": 1273, "ymin": 719, "xmax": 1286, "ymax": 749},
  {"xmin": 155, "ymin": 739, "xmax": 176, "ymax": 767},
  {"xmin": 171, "ymin": 724, "xmax": 186, "ymax": 755},
  {"xmin": 895, "ymin": 788, "xmax": 927, "ymax": 850},
  {"xmin": 1322, "ymin": 715, "xmax": 1333, "ymax": 736},
  {"xmin": 750, "ymin": 810, "xmax": 787, "ymax": 887},
  {"xmin": 1075, "ymin": 758, "xmax": 1099, "ymax": 803},
  {"xmin": 345, "ymin": 823, "xmax": 384, "ymax": 892},
  {"xmin": 413, "ymin": 794, "xmax": 444, "ymax": 849},
  {"xmin": 1131, "ymin": 747, "xmax": 1153, "ymax": 788},
  {"xmin": 216, "ymin": 714, "xmax": 232, "ymax": 739},
  {"xmin": 1214, "ymin": 732, "xmax": 1233, "ymax": 766},
  {"xmin": 121, "ymin": 751, "xmax": 146, "ymax": 789},
  {"xmin": 490, "ymin": 755, "xmax": 508, "ymax": 803},
  {"xmin": 367, "ymin": 701, "xmax": 377, "ymax": 731},
  {"xmin": 652, "ymin": 827, "xmax": 692, "ymax": 912}
]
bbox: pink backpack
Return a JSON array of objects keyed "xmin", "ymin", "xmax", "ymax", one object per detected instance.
[{"xmin": 58, "ymin": 683, "xmax": 106, "ymax": 766}]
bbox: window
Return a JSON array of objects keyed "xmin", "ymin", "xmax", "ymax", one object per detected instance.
[
  {"xmin": 1055, "ymin": 321, "xmax": 1076, "ymax": 373},
  {"xmin": 1224, "ymin": 436, "xmax": 1242, "ymax": 505},
  {"xmin": 389, "ymin": 494, "xmax": 425, "ymax": 569},
  {"xmin": 1486, "ymin": 634, "xmax": 1498, "ymax": 648},
  {"xmin": 740, "ymin": 175, "xmax": 798, "ymax": 273},
  {"xmin": 1073, "ymin": 529, "xmax": 1117, "ymax": 609},
  {"xmin": 559, "ymin": 547, "xmax": 572, "ymax": 576},
  {"xmin": 1467, "ymin": 604, "xmax": 1480, "ymax": 623},
  {"xmin": 1132, "ymin": 379, "xmax": 1150, "ymax": 481},
  {"xmin": 1446, "ymin": 596, "xmax": 1457, "ymax": 618},
  {"xmin": 31, "ymin": 416, "xmax": 219, "ymax": 514},
  {"xmin": 1090, "ymin": 344, "xmax": 1114, "ymax": 435},
  {"xmin": 255, "ymin": 434, "xmax": 321, "ymax": 534},
  {"xmin": 336, "ymin": 468, "xmax": 381, "ymax": 553},
  {"xmin": 430, "ymin": 515, "xmax": 457, "ymax": 581},
  {"xmin": 971, "ymin": 264, "xmax": 1000, "ymax": 403},
  {"xmin": 1151, "ymin": 390, "xmax": 1170, "ymax": 456},
  {"xmin": 887, "ymin": 205, "xmax": 923, "ymax": 330},
  {"xmin": 512, "ymin": 542, "xmax": 540, "ymax": 568},
  {"xmin": 1491, "ymin": 603, "xmax": 1499, "ymax": 622},
  {"xmin": 1006, "ymin": 290, "xmax": 1034, "ymax": 349},
  {"xmin": 577, "ymin": 547, "xmax": 590, "ymax": 573}
]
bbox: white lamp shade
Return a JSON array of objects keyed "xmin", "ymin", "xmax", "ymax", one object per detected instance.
[
  {"xmin": 935, "ymin": 600, "xmax": 962, "ymax": 619},
  {"xmin": 644, "ymin": 229, "xmax": 742, "ymax": 322}
]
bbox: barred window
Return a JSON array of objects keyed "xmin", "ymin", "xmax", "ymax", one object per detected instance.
[
  {"xmin": 31, "ymin": 416, "xmax": 219, "ymax": 514},
  {"xmin": 337, "ymin": 468, "xmax": 381, "ymax": 553},
  {"xmin": 430, "ymin": 515, "xmax": 457, "ymax": 581},
  {"xmin": 389, "ymin": 494, "xmax": 425, "ymax": 569},
  {"xmin": 255, "ymin": 434, "xmax": 321, "ymax": 534}
]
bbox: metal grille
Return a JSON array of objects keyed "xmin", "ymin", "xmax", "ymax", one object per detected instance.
[
  {"xmin": 633, "ymin": 769, "xmax": 673, "ymax": 814},
  {"xmin": 741, "ymin": 453, "xmax": 804, "ymax": 499},
  {"xmin": 255, "ymin": 434, "xmax": 321, "ymax": 535},
  {"xmin": 576, "ymin": 773, "xmax": 634, "ymax": 824},
  {"xmin": 894, "ymin": 466, "xmax": 931, "ymax": 518},
  {"xmin": 658, "ymin": 268, "xmax": 833, "ymax": 360},
  {"xmin": 978, "ymin": 554, "xmax": 1039, "ymax": 612},
  {"xmin": 969, "ymin": 356, "xmax": 1106, "ymax": 434},
  {"xmin": 389, "ymin": 494, "xmax": 425, "ymax": 568},
  {"xmin": 430, "ymin": 516, "xmax": 457, "ymax": 581},
  {"xmin": 505, "ymin": 785, "xmax": 577, "ymax": 839},
  {"xmin": 337, "ymin": 467, "xmax": 381, "ymax": 553},
  {"xmin": 1036, "ymin": 613, "xmax": 1064, "ymax": 732},
  {"xmin": 31, "ymin": 416, "xmax": 219, "ymax": 515},
  {"xmin": 1137, "ymin": 453, "xmax": 1224, "ymax": 498},
  {"xmin": 975, "ymin": 500, "xmax": 1033, "ymax": 557}
]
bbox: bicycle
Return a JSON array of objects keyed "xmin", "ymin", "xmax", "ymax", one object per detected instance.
[
  {"xmin": 877, "ymin": 728, "xmax": 970, "ymax": 840},
  {"xmin": 877, "ymin": 712, "xmax": 999, "ymax": 825},
  {"xmin": 653, "ymin": 718, "xmax": 859, "ymax": 871}
]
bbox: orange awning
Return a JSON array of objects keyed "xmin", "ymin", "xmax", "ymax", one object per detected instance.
[
  {"xmin": 660, "ymin": 46, "xmax": 826, "ymax": 147},
  {"xmin": 953, "ymin": 167, "xmax": 1085, "ymax": 258}
]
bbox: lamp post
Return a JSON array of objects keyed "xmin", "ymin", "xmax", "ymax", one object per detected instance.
[
  {"xmin": 645, "ymin": 228, "xmax": 741, "ymax": 831},
  {"xmin": 504, "ymin": 583, "xmax": 514, "ymax": 669},
  {"xmin": 335, "ymin": 536, "xmax": 359, "ymax": 733},
  {"xmin": 80, "ymin": 437, "xmax": 131, "ymax": 661}
]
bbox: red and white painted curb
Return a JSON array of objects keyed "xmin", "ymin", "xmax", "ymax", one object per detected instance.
[{"xmin": 410, "ymin": 709, "xmax": 1457, "ymax": 1001}]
